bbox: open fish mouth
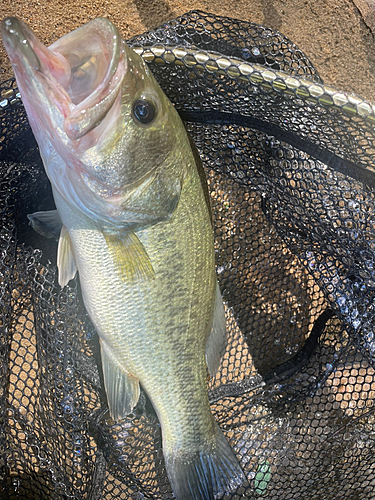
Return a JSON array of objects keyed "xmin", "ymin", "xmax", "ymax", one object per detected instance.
[
  {"xmin": 1, "ymin": 17, "xmax": 178, "ymax": 224},
  {"xmin": 1, "ymin": 16, "xmax": 125, "ymax": 140}
]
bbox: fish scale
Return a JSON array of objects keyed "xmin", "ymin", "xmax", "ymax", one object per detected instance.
[{"xmin": 55, "ymin": 157, "xmax": 217, "ymax": 454}]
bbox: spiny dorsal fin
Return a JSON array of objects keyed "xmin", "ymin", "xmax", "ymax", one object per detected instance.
[
  {"xmin": 27, "ymin": 209, "xmax": 62, "ymax": 238},
  {"xmin": 103, "ymin": 230, "xmax": 155, "ymax": 283},
  {"xmin": 57, "ymin": 226, "xmax": 77, "ymax": 287}
]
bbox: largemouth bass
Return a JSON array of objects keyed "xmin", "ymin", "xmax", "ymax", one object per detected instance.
[{"xmin": 1, "ymin": 17, "xmax": 245, "ymax": 499}]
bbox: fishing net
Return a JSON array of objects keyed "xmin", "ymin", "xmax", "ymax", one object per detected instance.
[{"xmin": 1, "ymin": 9, "xmax": 375, "ymax": 500}]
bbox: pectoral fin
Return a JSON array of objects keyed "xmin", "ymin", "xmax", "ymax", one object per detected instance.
[
  {"xmin": 104, "ymin": 230, "xmax": 155, "ymax": 283},
  {"xmin": 205, "ymin": 281, "xmax": 227, "ymax": 377},
  {"xmin": 100, "ymin": 339, "xmax": 140, "ymax": 421},
  {"xmin": 27, "ymin": 210, "xmax": 62, "ymax": 238},
  {"xmin": 57, "ymin": 226, "xmax": 77, "ymax": 287}
]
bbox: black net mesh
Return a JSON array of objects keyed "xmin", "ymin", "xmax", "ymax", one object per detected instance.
[{"xmin": 1, "ymin": 9, "xmax": 375, "ymax": 500}]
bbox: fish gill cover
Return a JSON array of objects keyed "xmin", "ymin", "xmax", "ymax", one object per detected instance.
[{"xmin": 0, "ymin": 10, "xmax": 375, "ymax": 500}]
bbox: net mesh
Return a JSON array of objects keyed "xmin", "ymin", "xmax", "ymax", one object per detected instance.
[{"xmin": 1, "ymin": 9, "xmax": 375, "ymax": 500}]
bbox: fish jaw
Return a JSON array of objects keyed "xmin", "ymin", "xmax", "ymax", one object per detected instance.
[
  {"xmin": 1, "ymin": 17, "xmax": 72, "ymax": 144},
  {"xmin": 1, "ymin": 16, "xmax": 124, "ymax": 142}
]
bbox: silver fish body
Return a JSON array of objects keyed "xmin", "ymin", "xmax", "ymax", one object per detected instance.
[{"xmin": 1, "ymin": 16, "xmax": 245, "ymax": 499}]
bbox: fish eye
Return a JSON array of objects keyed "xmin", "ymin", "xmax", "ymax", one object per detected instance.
[{"xmin": 132, "ymin": 97, "xmax": 157, "ymax": 125}]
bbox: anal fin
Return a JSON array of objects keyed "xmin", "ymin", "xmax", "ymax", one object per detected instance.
[
  {"xmin": 103, "ymin": 230, "xmax": 155, "ymax": 283},
  {"xmin": 100, "ymin": 339, "xmax": 140, "ymax": 421},
  {"xmin": 205, "ymin": 281, "xmax": 227, "ymax": 377}
]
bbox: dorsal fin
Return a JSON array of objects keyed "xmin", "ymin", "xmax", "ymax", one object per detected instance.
[{"xmin": 103, "ymin": 230, "xmax": 155, "ymax": 283}]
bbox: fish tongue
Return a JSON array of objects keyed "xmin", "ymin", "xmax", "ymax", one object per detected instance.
[{"xmin": 1, "ymin": 17, "xmax": 72, "ymax": 90}]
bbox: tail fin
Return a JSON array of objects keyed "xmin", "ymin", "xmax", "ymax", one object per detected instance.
[{"xmin": 164, "ymin": 424, "xmax": 245, "ymax": 500}]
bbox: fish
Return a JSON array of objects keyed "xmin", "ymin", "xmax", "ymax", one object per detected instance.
[{"xmin": 1, "ymin": 17, "xmax": 245, "ymax": 499}]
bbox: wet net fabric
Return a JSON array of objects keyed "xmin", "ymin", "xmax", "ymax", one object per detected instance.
[{"xmin": 1, "ymin": 10, "xmax": 375, "ymax": 500}]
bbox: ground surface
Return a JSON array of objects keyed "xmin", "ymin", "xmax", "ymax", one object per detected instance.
[{"xmin": 1, "ymin": 0, "xmax": 375, "ymax": 102}]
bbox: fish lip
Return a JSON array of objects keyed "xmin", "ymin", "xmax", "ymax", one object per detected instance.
[
  {"xmin": 1, "ymin": 17, "xmax": 41, "ymax": 71},
  {"xmin": 1, "ymin": 16, "xmax": 73, "ymax": 119},
  {"xmin": 1, "ymin": 17, "xmax": 69, "ymax": 86},
  {"xmin": 1, "ymin": 16, "xmax": 125, "ymax": 139}
]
